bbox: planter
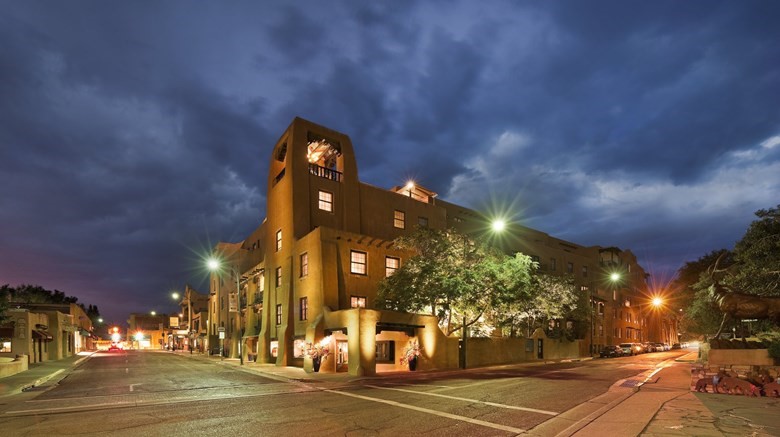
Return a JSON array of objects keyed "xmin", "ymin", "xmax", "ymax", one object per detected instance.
[
  {"xmin": 313, "ymin": 356, "xmax": 321, "ymax": 372},
  {"xmin": 408, "ymin": 357, "xmax": 417, "ymax": 371}
]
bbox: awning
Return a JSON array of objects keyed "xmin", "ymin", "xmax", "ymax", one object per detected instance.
[
  {"xmin": 78, "ymin": 328, "xmax": 92, "ymax": 336},
  {"xmin": 33, "ymin": 330, "xmax": 53, "ymax": 341},
  {"xmin": 376, "ymin": 323, "xmax": 424, "ymax": 336}
]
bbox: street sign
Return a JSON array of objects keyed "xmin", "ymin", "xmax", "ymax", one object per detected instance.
[
  {"xmin": 219, "ymin": 331, "xmax": 225, "ymax": 340},
  {"xmin": 218, "ymin": 327, "xmax": 225, "ymax": 332}
]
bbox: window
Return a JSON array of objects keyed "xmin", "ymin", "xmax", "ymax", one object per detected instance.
[
  {"xmin": 318, "ymin": 190, "xmax": 333, "ymax": 212},
  {"xmin": 385, "ymin": 256, "xmax": 400, "ymax": 277},
  {"xmin": 418, "ymin": 216, "xmax": 428, "ymax": 227},
  {"xmin": 299, "ymin": 297, "xmax": 308, "ymax": 321},
  {"xmin": 276, "ymin": 304, "xmax": 282, "ymax": 325},
  {"xmin": 258, "ymin": 271, "xmax": 265, "ymax": 292},
  {"xmin": 276, "ymin": 267, "xmax": 282, "ymax": 288},
  {"xmin": 393, "ymin": 210, "xmax": 405, "ymax": 229},
  {"xmin": 300, "ymin": 253, "xmax": 309, "ymax": 277},
  {"xmin": 582, "ymin": 266, "xmax": 588, "ymax": 277},
  {"xmin": 550, "ymin": 258, "xmax": 557, "ymax": 271},
  {"xmin": 350, "ymin": 250, "xmax": 367, "ymax": 275},
  {"xmin": 615, "ymin": 328, "xmax": 620, "ymax": 338},
  {"xmin": 375, "ymin": 341, "xmax": 395, "ymax": 363},
  {"xmin": 0, "ymin": 339, "xmax": 10, "ymax": 353},
  {"xmin": 276, "ymin": 229, "xmax": 282, "ymax": 252},
  {"xmin": 598, "ymin": 302, "xmax": 605, "ymax": 315},
  {"xmin": 567, "ymin": 262, "xmax": 574, "ymax": 273},
  {"xmin": 351, "ymin": 295, "xmax": 367, "ymax": 308}
]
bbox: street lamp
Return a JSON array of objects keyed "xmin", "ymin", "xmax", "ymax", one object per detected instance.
[{"xmin": 207, "ymin": 257, "xmax": 244, "ymax": 365}]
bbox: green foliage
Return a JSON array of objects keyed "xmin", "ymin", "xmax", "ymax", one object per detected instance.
[
  {"xmin": 731, "ymin": 205, "xmax": 780, "ymax": 296},
  {"xmin": 768, "ymin": 341, "xmax": 780, "ymax": 360},
  {"xmin": 677, "ymin": 205, "xmax": 780, "ymax": 339},
  {"xmin": 0, "ymin": 284, "xmax": 100, "ymax": 326},
  {"xmin": 377, "ymin": 227, "xmax": 583, "ymax": 338},
  {"xmin": 378, "ymin": 227, "xmax": 536, "ymax": 336}
]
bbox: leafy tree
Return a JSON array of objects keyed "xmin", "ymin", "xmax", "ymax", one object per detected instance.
[
  {"xmin": 0, "ymin": 285, "xmax": 10, "ymax": 325},
  {"xmin": 377, "ymin": 228, "xmax": 536, "ymax": 336},
  {"xmin": 731, "ymin": 205, "xmax": 780, "ymax": 296}
]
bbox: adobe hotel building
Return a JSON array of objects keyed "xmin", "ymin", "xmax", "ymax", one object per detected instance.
[{"xmin": 207, "ymin": 117, "xmax": 676, "ymax": 376}]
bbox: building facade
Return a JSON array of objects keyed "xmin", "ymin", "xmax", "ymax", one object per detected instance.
[{"xmin": 206, "ymin": 117, "xmax": 675, "ymax": 375}]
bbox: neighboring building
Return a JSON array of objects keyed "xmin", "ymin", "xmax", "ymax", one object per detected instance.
[
  {"xmin": 0, "ymin": 303, "xmax": 94, "ymax": 363},
  {"xmin": 127, "ymin": 313, "xmax": 168, "ymax": 350},
  {"xmin": 206, "ymin": 117, "xmax": 674, "ymax": 375}
]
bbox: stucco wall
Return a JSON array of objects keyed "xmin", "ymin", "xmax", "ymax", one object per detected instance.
[
  {"xmin": 0, "ymin": 355, "xmax": 28, "ymax": 378},
  {"xmin": 708, "ymin": 349, "xmax": 775, "ymax": 366},
  {"xmin": 465, "ymin": 329, "xmax": 582, "ymax": 368}
]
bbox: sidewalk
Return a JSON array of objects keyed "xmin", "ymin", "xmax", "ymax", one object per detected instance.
[{"xmin": 0, "ymin": 351, "xmax": 94, "ymax": 397}]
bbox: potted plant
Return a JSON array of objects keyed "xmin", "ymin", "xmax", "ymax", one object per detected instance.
[
  {"xmin": 400, "ymin": 339, "xmax": 422, "ymax": 371},
  {"xmin": 301, "ymin": 340, "xmax": 330, "ymax": 372}
]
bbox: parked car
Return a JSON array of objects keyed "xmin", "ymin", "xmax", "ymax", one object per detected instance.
[
  {"xmin": 653, "ymin": 342, "xmax": 665, "ymax": 351},
  {"xmin": 600, "ymin": 345, "xmax": 624, "ymax": 358},
  {"xmin": 642, "ymin": 342, "xmax": 656, "ymax": 353},
  {"xmin": 619, "ymin": 343, "xmax": 643, "ymax": 356},
  {"xmin": 671, "ymin": 343, "xmax": 681, "ymax": 349}
]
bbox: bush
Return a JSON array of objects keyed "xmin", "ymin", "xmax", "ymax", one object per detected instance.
[{"xmin": 768, "ymin": 341, "xmax": 780, "ymax": 360}]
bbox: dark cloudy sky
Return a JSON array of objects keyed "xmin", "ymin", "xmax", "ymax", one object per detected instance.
[{"xmin": 1, "ymin": 1, "xmax": 778, "ymax": 325}]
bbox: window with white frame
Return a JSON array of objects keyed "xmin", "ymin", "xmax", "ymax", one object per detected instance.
[
  {"xmin": 318, "ymin": 190, "xmax": 333, "ymax": 212},
  {"xmin": 258, "ymin": 271, "xmax": 265, "ymax": 292},
  {"xmin": 393, "ymin": 210, "xmax": 405, "ymax": 229},
  {"xmin": 350, "ymin": 250, "xmax": 367, "ymax": 275},
  {"xmin": 385, "ymin": 256, "xmax": 400, "ymax": 277}
]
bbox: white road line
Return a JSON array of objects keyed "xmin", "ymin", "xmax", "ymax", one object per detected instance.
[
  {"xmin": 325, "ymin": 389, "xmax": 525, "ymax": 434},
  {"xmin": 435, "ymin": 367, "xmax": 585, "ymax": 392},
  {"xmin": 365, "ymin": 384, "xmax": 558, "ymax": 416},
  {"xmin": 378, "ymin": 382, "xmax": 452, "ymax": 389}
]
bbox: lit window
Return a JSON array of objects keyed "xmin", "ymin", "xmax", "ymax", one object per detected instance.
[
  {"xmin": 318, "ymin": 190, "xmax": 333, "ymax": 212},
  {"xmin": 350, "ymin": 250, "xmax": 367, "ymax": 275},
  {"xmin": 276, "ymin": 229, "xmax": 282, "ymax": 252},
  {"xmin": 385, "ymin": 256, "xmax": 400, "ymax": 277},
  {"xmin": 275, "ymin": 267, "xmax": 282, "ymax": 288},
  {"xmin": 351, "ymin": 296, "xmax": 367, "ymax": 308},
  {"xmin": 393, "ymin": 210, "xmax": 405, "ymax": 229},
  {"xmin": 300, "ymin": 297, "xmax": 308, "ymax": 321},
  {"xmin": 0, "ymin": 340, "xmax": 10, "ymax": 353},
  {"xmin": 276, "ymin": 304, "xmax": 282, "ymax": 325},
  {"xmin": 258, "ymin": 271, "xmax": 265, "ymax": 292},
  {"xmin": 300, "ymin": 253, "xmax": 308, "ymax": 277}
]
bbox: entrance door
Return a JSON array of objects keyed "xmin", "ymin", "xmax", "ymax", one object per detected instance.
[{"xmin": 336, "ymin": 341, "xmax": 348, "ymax": 372}]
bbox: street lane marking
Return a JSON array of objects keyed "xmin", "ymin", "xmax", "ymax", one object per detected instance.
[
  {"xmin": 365, "ymin": 385, "xmax": 558, "ymax": 416},
  {"xmin": 434, "ymin": 367, "xmax": 585, "ymax": 392},
  {"xmin": 324, "ymin": 389, "xmax": 525, "ymax": 434}
]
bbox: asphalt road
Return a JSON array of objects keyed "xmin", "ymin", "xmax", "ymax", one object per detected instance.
[{"xmin": 0, "ymin": 349, "xmax": 690, "ymax": 436}]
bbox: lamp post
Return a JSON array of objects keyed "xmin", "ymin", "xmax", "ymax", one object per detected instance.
[{"xmin": 208, "ymin": 257, "xmax": 244, "ymax": 365}]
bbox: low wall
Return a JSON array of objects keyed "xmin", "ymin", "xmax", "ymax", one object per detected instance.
[
  {"xmin": 465, "ymin": 330, "xmax": 582, "ymax": 368},
  {"xmin": 708, "ymin": 349, "xmax": 776, "ymax": 366},
  {"xmin": 0, "ymin": 355, "xmax": 29, "ymax": 378}
]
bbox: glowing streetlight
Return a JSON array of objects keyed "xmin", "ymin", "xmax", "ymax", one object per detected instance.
[
  {"xmin": 150, "ymin": 311, "xmax": 157, "ymax": 316},
  {"xmin": 208, "ymin": 257, "xmax": 243, "ymax": 365},
  {"xmin": 172, "ymin": 292, "xmax": 180, "ymax": 300},
  {"xmin": 491, "ymin": 219, "xmax": 506, "ymax": 233},
  {"xmin": 610, "ymin": 272, "xmax": 621, "ymax": 282},
  {"xmin": 652, "ymin": 297, "xmax": 663, "ymax": 308},
  {"xmin": 97, "ymin": 318, "xmax": 103, "ymax": 323}
]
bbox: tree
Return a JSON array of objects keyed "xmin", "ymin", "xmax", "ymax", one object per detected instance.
[
  {"xmin": 377, "ymin": 228, "xmax": 536, "ymax": 336},
  {"xmin": 731, "ymin": 205, "xmax": 780, "ymax": 296}
]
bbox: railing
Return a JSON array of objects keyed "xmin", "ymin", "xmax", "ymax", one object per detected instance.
[{"xmin": 309, "ymin": 163, "xmax": 342, "ymax": 182}]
